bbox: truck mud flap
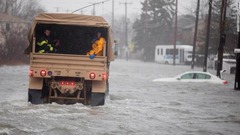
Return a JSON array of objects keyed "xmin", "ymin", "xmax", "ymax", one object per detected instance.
[
  {"xmin": 91, "ymin": 93, "xmax": 105, "ymax": 106},
  {"xmin": 28, "ymin": 89, "xmax": 43, "ymax": 104}
]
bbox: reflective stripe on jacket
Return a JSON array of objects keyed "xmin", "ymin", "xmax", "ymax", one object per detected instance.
[
  {"xmin": 36, "ymin": 37, "xmax": 54, "ymax": 53},
  {"xmin": 37, "ymin": 40, "xmax": 48, "ymax": 46}
]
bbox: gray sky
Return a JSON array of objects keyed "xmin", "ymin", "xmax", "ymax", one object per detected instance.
[{"xmin": 38, "ymin": 0, "xmax": 196, "ymax": 16}]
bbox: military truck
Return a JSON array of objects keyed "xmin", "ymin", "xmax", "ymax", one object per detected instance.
[{"xmin": 24, "ymin": 13, "xmax": 114, "ymax": 106}]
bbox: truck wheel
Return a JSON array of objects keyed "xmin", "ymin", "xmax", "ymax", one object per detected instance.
[
  {"xmin": 28, "ymin": 89, "xmax": 43, "ymax": 104},
  {"xmin": 91, "ymin": 93, "xmax": 105, "ymax": 106}
]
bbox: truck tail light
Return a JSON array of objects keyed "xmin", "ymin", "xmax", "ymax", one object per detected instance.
[
  {"xmin": 60, "ymin": 81, "xmax": 75, "ymax": 85},
  {"xmin": 40, "ymin": 70, "xmax": 46, "ymax": 77},
  {"xmin": 223, "ymin": 80, "xmax": 228, "ymax": 85},
  {"xmin": 60, "ymin": 81, "xmax": 65, "ymax": 85},
  {"xmin": 102, "ymin": 73, "xmax": 107, "ymax": 80},
  {"xmin": 89, "ymin": 73, "xmax": 96, "ymax": 79},
  {"xmin": 29, "ymin": 70, "xmax": 33, "ymax": 77}
]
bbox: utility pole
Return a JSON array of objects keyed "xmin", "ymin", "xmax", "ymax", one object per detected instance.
[
  {"xmin": 120, "ymin": 2, "xmax": 132, "ymax": 59},
  {"xmin": 93, "ymin": 3, "xmax": 96, "ymax": 15},
  {"xmin": 112, "ymin": 0, "xmax": 114, "ymax": 35},
  {"xmin": 191, "ymin": 0, "xmax": 200, "ymax": 69},
  {"xmin": 92, "ymin": 1, "xmax": 106, "ymax": 15},
  {"xmin": 54, "ymin": 7, "xmax": 60, "ymax": 12},
  {"xmin": 125, "ymin": 2, "xmax": 128, "ymax": 50},
  {"xmin": 234, "ymin": 2, "xmax": 240, "ymax": 90},
  {"xmin": 173, "ymin": 0, "xmax": 178, "ymax": 65},
  {"xmin": 203, "ymin": 0, "xmax": 213, "ymax": 72},
  {"xmin": 216, "ymin": 0, "xmax": 227, "ymax": 77}
]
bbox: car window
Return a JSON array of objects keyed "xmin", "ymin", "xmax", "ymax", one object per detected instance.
[
  {"xmin": 180, "ymin": 73, "xmax": 211, "ymax": 79},
  {"xmin": 195, "ymin": 73, "xmax": 211, "ymax": 79},
  {"xmin": 180, "ymin": 73, "xmax": 194, "ymax": 79}
]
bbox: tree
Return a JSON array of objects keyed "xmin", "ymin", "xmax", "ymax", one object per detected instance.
[
  {"xmin": 0, "ymin": 0, "xmax": 44, "ymax": 20},
  {"xmin": 198, "ymin": 0, "xmax": 238, "ymax": 55},
  {"xmin": 0, "ymin": 0, "xmax": 44, "ymax": 65},
  {"xmin": 132, "ymin": 0, "xmax": 175, "ymax": 61}
]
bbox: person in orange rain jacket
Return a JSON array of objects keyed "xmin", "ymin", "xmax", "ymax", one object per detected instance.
[{"xmin": 87, "ymin": 32, "xmax": 106, "ymax": 59}]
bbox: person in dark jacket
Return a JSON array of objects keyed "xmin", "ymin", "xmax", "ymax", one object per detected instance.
[{"xmin": 36, "ymin": 29, "xmax": 55, "ymax": 53}]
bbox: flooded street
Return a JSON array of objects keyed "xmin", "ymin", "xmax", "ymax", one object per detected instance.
[{"xmin": 0, "ymin": 59, "xmax": 240, "ymax": 135}]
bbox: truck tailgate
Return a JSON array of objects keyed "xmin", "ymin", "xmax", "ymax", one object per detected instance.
[{"xmin": 30, "ymin": 53, "xmax": 108, "ymax": 79}]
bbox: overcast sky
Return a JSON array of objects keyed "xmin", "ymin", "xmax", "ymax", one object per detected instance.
[{"xmin": 38, "ymin": 0, "xmax": 197, "ymax": 16}]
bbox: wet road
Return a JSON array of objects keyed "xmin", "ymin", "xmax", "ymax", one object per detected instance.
[{"xmin": 0, "ymin": 59, "xmax": 240, "ymax": 135}]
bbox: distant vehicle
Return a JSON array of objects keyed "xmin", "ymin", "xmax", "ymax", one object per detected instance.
[
  {"xmin": 155, "ymin": 45, "xmax": 193, "ymax": 65},
  {"xmin": 213, "ymin": 53, "xmax": 236, "ymax": 74},
  {"xmin": 152, "ymin": 71, "xmax": 228, "ymax": 84},
  {"xmin": 163, "ymin": 55, "xmax": 179, "ymax": 63}
]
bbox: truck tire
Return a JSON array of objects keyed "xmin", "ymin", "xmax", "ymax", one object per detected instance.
[
  {"xmin": 28, "ymin": 89, "xmax": 43, "ymax": 104},
  {"xmin": 91, "ymin": 93, "xmax": 105, "ymax": 106}
]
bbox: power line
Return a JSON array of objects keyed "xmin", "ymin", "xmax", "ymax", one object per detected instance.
[{"xmin": 71, "ymin": 0, "xmax": 110, "ymax": 15}]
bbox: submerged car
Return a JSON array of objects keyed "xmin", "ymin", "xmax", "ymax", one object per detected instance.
[{"xmin": 153, "ymin": 71, "xmax": 228, "ymax": 84}]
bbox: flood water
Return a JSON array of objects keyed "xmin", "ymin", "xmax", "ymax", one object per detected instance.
[{"xmin": 0, "ymin": 59, "xmax": 240, "ymax": 135}]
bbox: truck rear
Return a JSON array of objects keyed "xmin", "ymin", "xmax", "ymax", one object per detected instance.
[{"xmin": 24, "ymin": 13, "xmax": 114, "ymax": 106}]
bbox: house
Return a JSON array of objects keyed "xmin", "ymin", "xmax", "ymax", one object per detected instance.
[{"xmin": 0, "ymin": 13, "xmax": 29, "ymax": 51}]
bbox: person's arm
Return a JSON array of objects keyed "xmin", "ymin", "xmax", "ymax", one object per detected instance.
[{"xmin": 93, "ymin": 37, "xmax": 105, "ymax": 54}]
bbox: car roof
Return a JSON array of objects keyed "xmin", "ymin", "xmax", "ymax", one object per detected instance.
[{"xmin": 183, "ymin": 71, "xmax": 211, "ymax": 74}]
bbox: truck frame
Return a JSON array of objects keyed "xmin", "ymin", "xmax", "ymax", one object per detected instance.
[{"xmin": 24, "ymin": 13, "xmax": 114, "ymax": 106}]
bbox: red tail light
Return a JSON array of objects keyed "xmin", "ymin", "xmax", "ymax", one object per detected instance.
[
  {"xmin": 60, "ymin": 81, "xmax": 75, "ymax": 85},
  {"xmin": 223, "ymin": 80, "xmax": 228, "ymax": 84},
  {"xmin": 29, "ymin": 70, "xmax": 33, "ymax": 77},
  {"xmin": 40, "ymin": 70, "xmax": 46, "ymax": 77},
  {"xmin": 89, "ymin": 73, "xmax": 96, "ymax": 79},
  {"xmin": 102, "ymin": 73, "xmax": 107, "ymax": 80},
  {"xmin": 60, "ymin": 81, "xmax": 65, "ymax": 85}
]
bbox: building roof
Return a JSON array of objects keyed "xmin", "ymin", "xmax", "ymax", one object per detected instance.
[
  {"xmin": 182, "ymin": 19, "xmax": 206, "ymax": 30},
  {"xmin": 0, "ymin": 13, "xmax": 27, "ymax": 23}
]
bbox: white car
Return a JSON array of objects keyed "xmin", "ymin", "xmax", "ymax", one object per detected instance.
[{"xmin": 153, "ymin": 71, "xmax": 228, "ymax": 84}]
